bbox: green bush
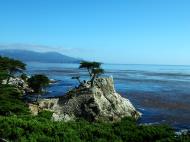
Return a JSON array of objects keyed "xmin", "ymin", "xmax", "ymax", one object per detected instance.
[
  {"xmin": 0, "ymin": 85, "xmax": 30, "ymax": 116},
  {"xmin": 0, "ymin": 116, "xmax": 189, "ymax": 142},
  {"xmin": 28, "ymin": 74, "xmax": 49, "ymax": 94},
  {"xmin": 37, "ymin": 110, "xmax": 53, "ymax": 120},
  {"xmin": 20, "ymin": 73, "xmax": 28, "ymax": 81}
]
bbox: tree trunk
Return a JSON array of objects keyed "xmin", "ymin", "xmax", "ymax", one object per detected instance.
[
  {"xmin": 87, "ymin": 68, "xmax": 92, "ymax": 77},
  {"xmin": 90, "ymin": 74, "xmax": 96, "ymax": 87}
]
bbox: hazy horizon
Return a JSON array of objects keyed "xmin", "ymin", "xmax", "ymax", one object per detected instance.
[
  {"xmin": 2, "ymin": 48, "xmax": 190, "ymax": 66},
  {"xmin": 0, "ymin": 0, "xmax": 190, "ymax": 65}
]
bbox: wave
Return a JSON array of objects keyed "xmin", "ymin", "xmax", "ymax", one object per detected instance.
[{"xmin": 107, "ymin": 70, "xmax": 190, "ymax": 77}]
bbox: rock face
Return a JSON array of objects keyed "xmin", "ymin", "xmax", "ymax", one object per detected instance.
[
  {"xmin": 35, "ymin": 77, "xmax": 141, "ymax": 122},
  {"xmin": 3, "ymin": 77, "xmax": 33, "ymax": 94}
]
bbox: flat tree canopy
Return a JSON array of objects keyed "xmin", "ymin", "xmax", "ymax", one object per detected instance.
[{"xmin": 28, "ymin": 74, "xmax": 50, "ymax": 94}]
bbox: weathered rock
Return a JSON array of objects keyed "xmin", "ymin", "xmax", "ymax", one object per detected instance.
[
  {"xmin": 28, "ymin": 103, "xmax": 39, "ymax": 115},
  {"xmin": 32, "ymin": 77, "xmax": 141, "ymax": 122},
  {"xmin": 175, "ymin": 129, "xmax": 190, "ymax": 136},
  {"xmin": 3, "ymin": 77, "xmax": 33, "ymax": 94}
]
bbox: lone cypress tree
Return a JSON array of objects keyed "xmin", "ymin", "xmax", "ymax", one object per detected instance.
[
  {"xmin": 79, "ymin": 61, "xmax": 104, "ymax": 87},
  {"xmin": 79, "ymin": 61, "xmax": 101, "ymax": 77}
]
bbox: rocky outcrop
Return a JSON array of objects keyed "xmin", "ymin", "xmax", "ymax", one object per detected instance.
[
  {"xmin": 31, "ymin": 77, "xmax": 141, "ymax": 122},
  {"xmin": 2, "ymin": 77, "xmax": 33, "ymax": 94}
]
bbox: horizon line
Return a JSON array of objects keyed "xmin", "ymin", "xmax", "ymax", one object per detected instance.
[{"xmin": 1, "ymin": 48, "xmax": 190, "ymax": 66}]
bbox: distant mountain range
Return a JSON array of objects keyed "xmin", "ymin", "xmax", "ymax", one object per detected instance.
[{"xmin": 0, "ymin": 49, "xmax": 82, "ymax": 63}]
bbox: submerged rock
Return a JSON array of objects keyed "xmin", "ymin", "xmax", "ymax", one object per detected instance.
[{"xmin": 31, "ymin": 77, "xmax": 141, "ymax": 122}]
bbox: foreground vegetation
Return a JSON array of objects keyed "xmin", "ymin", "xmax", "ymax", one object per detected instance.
[
  {"xmin": 0, "ymin": 56, "xmax": 190, "ymax": 141},
  {"xmin": 0, "ymin": 85, "xmax": 30, "ymax": 116},
  {"xmin": 0, "ymin": 112, "xmax": 190, "ymax": 142}
]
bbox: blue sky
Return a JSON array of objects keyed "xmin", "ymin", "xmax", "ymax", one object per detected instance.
[{"xmin": 0, "ymin": 0, "xmax": 190, "ymax": 65}]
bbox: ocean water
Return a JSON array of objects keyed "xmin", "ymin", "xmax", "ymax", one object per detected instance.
[{"xmin": 26, "ymin": 62, "xmax": 190, "ymax": 129}]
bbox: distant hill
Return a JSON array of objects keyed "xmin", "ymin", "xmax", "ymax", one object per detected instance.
[{"xmin": 0, "ymin": 49, "xmax": 82, "ymax": 63}]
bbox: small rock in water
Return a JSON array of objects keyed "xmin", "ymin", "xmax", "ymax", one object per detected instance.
[{"xmin": 49, "ymin": 79, "xmax": 59, "ymax": 84}]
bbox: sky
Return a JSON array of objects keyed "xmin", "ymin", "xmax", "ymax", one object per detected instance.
[{"xmin": 0, "ymin": 0, "xmax": 190, "ymax": 65}]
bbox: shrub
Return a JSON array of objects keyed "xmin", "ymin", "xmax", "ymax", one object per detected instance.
[
  {"xmin": 20, "ymin": 73, "xmax": 28, "ymax": 81},
  {"xmin": 37, "ymin": 110, "xmax": 53, "ymax": 120},
  {"xmin": 28, "ymin": 74, "xmax": 49, "ymax": 94},
  {"xmin": 1, "ymin": 116, "xmax": 189, "ymax": 142},
  {"xmin": 0, "ymin": 85, "xmax": 30, "ymax": 116}
]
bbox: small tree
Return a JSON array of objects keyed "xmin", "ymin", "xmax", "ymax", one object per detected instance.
[
  {"xmin": 28, "ymin": 74, "xmax": 50, "ymax": 101},
  {"xmin": 79, "ymin": 61, "xmax": 104, "ymax": 87},
  {"xmin": 0, "ymin": 56, "xmax": 26, "ymax": 84}
]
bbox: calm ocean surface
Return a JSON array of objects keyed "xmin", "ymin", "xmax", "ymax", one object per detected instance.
[{"xmin": 26, "ymin": 62, "xmax": 190, "ymax": 129}]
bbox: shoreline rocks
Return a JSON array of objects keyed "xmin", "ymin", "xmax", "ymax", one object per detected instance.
[{"xmin": 2, "ymin": 77, "xmax": 33, "ymax": 94}]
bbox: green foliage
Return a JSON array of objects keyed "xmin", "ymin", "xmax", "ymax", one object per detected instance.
[
  {"xmin": 79, "ymin": 61, "xmax": 102, "ymax": 76},
  {"xmin": 37, "ymin": 110, "xmax": 53, "ymax": 120},
  {"xmin": 113, "ymin": 117, "xmax": 175, "ymax": 142},
  {"xmin": 0, "ymin": 56, "xmax": 26, "ymax": 84},
  {"xmin": 79, "ymin": 61, "xmax": 101, "ymax": 71},
  {"xmin": 91, "ymin": 68, "xmax": 104, "ymax": 76},
  {"xmin": 0, "ymin": 71, "xmax": 9, "ymax": 85},
  {"xmin": 79, "ymin": 61, "xmax": 104, "ymax": 87},
  {"xmin": 0, "ymin": 56, "xmax": 26, "ymax": 72},
  {"xmin": 20, "ymin": 73, "xmax": 28, "ymax": 81},
  {"xmin": 28, "ymin": 74, "xmax": 50, "ymax": 94},
  {"xmin": 0, "ymin": 115, "xmax": 189, "ymax": 142},
  {"xmin": 0, "ymin": 85, "xmax": 30, "ymax": 116}
]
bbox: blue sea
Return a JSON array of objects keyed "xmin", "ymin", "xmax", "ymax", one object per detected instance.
[{"xmin": 26, "ymin": 62, "xmax": 190, "ymax": 130}]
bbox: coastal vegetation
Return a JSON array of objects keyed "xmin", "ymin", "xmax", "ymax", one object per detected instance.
[
  {"xmin": 0, "ymin": 56, "xmax": 190, "ymax": 141},
  {"xmin": 0, "ymin": 56, "xmax": 26, "ymax": 84},
  {"xmin": 0, "ymin": 112, "xmax": 190, "ymax": 142},
  {"xmin": 28, "ymin": 74, "xmax": 50, "ymax": 93},
  {"xmin": 0, "ymin": 84, "xmax": 30, "ymax": 116},
  {"xmin": 27, "ymin": 74, "xmax": 50, "ymax": 101}
]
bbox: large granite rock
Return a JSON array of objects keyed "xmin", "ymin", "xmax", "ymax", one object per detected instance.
[{"xmin": 32, "ymin": 77, "xmax": 141, "ymax": 122}]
